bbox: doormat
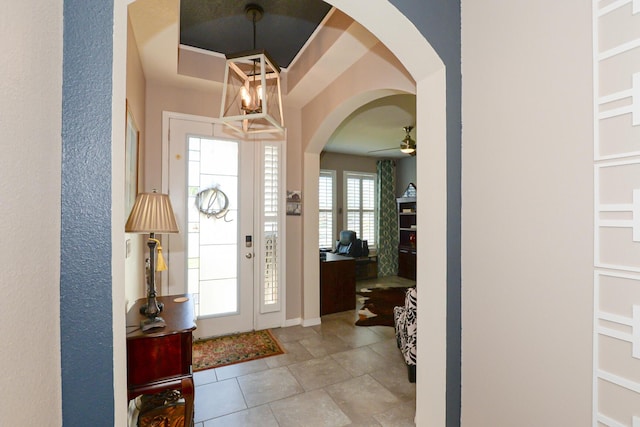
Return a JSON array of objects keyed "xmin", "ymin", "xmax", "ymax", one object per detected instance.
[
  {"xmin": 193, "ymin": 329, "xmax": 285, "ymax": 372},
  {"xmin": 355, "ymin": 287, "xmax": 410, "ymax": 327}
]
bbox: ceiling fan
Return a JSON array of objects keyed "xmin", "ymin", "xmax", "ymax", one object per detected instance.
[{"xmin": 368, "ymin": 126, "xmax": 416, "ymax": 156}]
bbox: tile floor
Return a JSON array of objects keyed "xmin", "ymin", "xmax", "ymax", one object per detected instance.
[{"xmin": 192, "ymin": 276, "xmax": 416, "ymax": 427}]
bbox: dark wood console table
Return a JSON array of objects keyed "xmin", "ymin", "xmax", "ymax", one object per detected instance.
[
  {"xmin": 126, "ymin": 294, "xmax": 196, "ymax": 426},
  {"xmin": 320, "ymin": 253, "xmax": 356, "ymax": 315}
]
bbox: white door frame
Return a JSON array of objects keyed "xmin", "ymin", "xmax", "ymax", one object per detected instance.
[{"xmin": 161, "ymin": 111, "xmax": 286, "ymax": 337}]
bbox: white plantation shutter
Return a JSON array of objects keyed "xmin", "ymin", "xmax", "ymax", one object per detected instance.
[
  {"xmin": 261, "ymin": 143, "xmax": 280, "ymax": 312},
  {"xmin": 319, "ymin": 170, "xmax": 335, "ymax": 249},
  {"xmin": 345, "ymin": 171, "xmax": 376, "ymax": 247}
]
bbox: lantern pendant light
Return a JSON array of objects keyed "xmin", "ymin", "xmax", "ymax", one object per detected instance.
[{"xmin": 220, "ymin": 4, "xmax": 284, "ymax": 135}]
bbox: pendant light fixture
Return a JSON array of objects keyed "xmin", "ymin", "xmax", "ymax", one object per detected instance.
[{"xmin": 219, "ymin": 4, "xmax": 284, "ymax": 135}]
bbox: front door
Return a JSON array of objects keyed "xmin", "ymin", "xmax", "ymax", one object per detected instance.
[{"xmin": 164, "ymin": 114, "xmax": 285, "ymax": 338}]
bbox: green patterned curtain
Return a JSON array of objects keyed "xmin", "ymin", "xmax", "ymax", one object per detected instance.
[{"xmin": 376, "ymin": 160, "xmax": 398, "ymax": 276}]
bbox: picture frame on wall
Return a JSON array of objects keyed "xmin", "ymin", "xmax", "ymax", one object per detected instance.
[
  {"xmin": 286, "ymin": 190, "xmax": 302, "ymax": 215},
  {"xmin": 125, "ymin": 102, "xmax": 139, "ymax": 218}
]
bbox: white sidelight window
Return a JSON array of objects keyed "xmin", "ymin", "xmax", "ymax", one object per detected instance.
[
  {"xmin": 259, "ymin": 142, "xmax": 282, "ymax": 313},
  {"xmin": 319, "ymin": 169, "xmax": 336, "ymax": 249}
]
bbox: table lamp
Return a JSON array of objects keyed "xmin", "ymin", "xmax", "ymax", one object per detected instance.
[{"xmin": 125, "ymin": 190, "xmax": 179, "ymax": 331}]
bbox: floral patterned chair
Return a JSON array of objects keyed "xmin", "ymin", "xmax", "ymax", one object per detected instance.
[{"xmin": 393, "ymin": 286, "xmax": 417, "ymax": 382}]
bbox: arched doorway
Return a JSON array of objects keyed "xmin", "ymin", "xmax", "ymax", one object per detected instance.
[
  {"xmin": 300, "ymin": 2, "xmax": 448, "ymax": 425},
  {"xmin": 108, "ymin": 1, "xmax": 450, "ymax": 425}
]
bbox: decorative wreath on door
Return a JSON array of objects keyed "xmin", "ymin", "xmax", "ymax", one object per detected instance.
[{"xmin": 195, "ymin": 186, "xmax": 231, "ymax": 221}]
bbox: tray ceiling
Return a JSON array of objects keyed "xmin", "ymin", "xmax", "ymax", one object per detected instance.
[{"xmin": 180, "ymin": 0, "xmax": 332, "ymax": 68}]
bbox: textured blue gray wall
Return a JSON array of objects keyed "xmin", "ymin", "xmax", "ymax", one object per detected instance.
[
  {"xmin": 61, "ymin": 0, "xmax": 114, "ymax": 425},
  {"xmin": 388, "ymin": 1, "xmax": 462, "ymax": 426}
]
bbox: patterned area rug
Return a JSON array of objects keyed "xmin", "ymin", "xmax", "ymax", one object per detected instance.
[
  {"xmin": 193, "ymin": 329, "xmax": 285, "ymax": 371},
  {"xmin": 356, "ymin": 287, "xmax": 410, "ymax": 327}
]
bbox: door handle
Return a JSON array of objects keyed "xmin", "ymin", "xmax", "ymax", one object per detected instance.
[{"xmin": 245, "ymin": 253, "xmax": 253, "ymax": 259}]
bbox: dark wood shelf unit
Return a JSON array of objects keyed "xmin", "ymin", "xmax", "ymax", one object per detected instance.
[{"xmin": 397, "ymin": 197, "xmax": 417, "ymax": 280}]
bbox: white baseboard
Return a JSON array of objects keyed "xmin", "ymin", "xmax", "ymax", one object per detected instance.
[
  {"xmin": 283, "ymin": 317, "xmax": 302, "ymax": 327},
  {"xmin": 281, "ymin": 317, "xmax": 321, "ymax": 328},
  {"xmin": 302, "ymin": 317, "xmax": 321, "ymax": 327}
]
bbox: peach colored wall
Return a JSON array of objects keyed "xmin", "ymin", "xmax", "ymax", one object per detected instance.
[
  {"xmin": 461, "ymin": 0, "xmax": 593, "ymax": 424},
  {"xmin": 126, "ymin": 16, "xmax": 146, "ymax": 194},
  {"xmin": 125, "ymin": 14, "xmax": 147, "ymax": 308},
  {"xmin": 286, "ymin": 9, "xmax": 352, "ymax": 94},
  {"xmin": 144, "ymin": 82, "xmax": 219, "ymax": 191},
  {"xmin": 302, "ymin": 42, "xmax": 415, "ymax": 154},
  {"xmin": 284, "ymin": 106, "xmax": 303, "ymax": 320}
]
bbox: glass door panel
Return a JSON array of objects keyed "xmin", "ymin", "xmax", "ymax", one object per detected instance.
[
  {"xmin": 166, "ymin": 117, "xmax": 254, "ymax": 339},
  {"xmin": 164, "ymin": 114, "xmax": 285, "ymax": 337},
  {"xmin": 187, "ymin": 136, "xmax": 239, "ymax": 318}
]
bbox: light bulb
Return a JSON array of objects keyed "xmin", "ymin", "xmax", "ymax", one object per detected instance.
[
  {"xmin": 256, "ymin": 84, "xmax": 263, "ymax": 108},
  {"xmin": 241, "ymin": 86, "xmax": 252, "ymax": 109},
  {"xmin": 240, "ymin": 85, "xmax": 261, "ymax": 113}
]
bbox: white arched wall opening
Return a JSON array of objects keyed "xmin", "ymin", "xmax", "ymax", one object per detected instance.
[
  {"xmin": 303, "ymin": 1, "xmax": 448, "ymax": 425},
  {"xmin": 111, "ymin": 0, "xmax": 448, "ymax": 425}
]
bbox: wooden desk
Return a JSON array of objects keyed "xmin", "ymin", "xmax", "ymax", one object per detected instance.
[
  {"xmin": 127, "ymin": 294, "xmax": 196, "ymax": 426},
  {"xmin": 320, "ymin": 253, "xmax": 356, "ymax": 315}
]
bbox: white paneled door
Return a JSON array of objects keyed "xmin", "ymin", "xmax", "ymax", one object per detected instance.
[{"xmin": 163, "ymin": 113, "xmax": 284, "ymax": 339}]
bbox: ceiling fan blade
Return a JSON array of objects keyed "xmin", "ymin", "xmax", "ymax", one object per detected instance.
[
  {"xmin": 367, "ymin": 146, "xmax": 399, "ymax": 154},
  {"xmin": 368, "ymin": 126, "xmax": 418, "ymax": 156}
]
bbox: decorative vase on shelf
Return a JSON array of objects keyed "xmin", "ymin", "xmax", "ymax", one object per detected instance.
[{"xmin": 409, "ymin": 233, "xmax": 416, "ymax": 248}]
